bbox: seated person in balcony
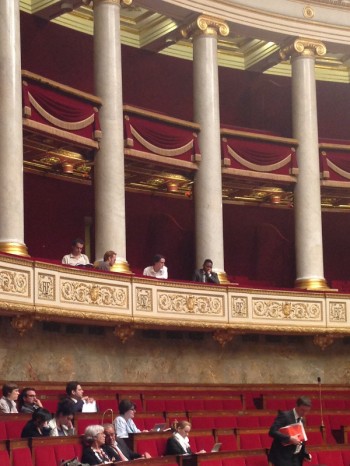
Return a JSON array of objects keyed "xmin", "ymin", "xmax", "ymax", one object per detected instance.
[
  {"xmin": 165, "ymin": 420, "xmax": 205, "ymax": 455},
  {"xmin": 115, "ymin": 399, "xmax": 146, "ymax": 438},
  {"xmin": 94, "ymin": 250, "xmax": 117, "ymax": 272},
  {"xmin": 64, "ymin": 381, "xmax": 96, "ymax": 413},
  {"xmin": 62, "ymin": 238, "xmax": 91, "ymax": 267},
  {"xmin": 193, "ymin": 259, "xmax": 220, "ymax": 284},
  {"xmin": 48, "ymin": 401, "xmax": 75, "ymax": 436},
  {"xmin": 18, "ymin": 386, "xmax": 43, "ymax": 413},
  {"xmin": 0, "ymin": 383, "xmax": 19, "ymax": 413},
  {"xmin": 82, "ymin": 425, "xmax": 121, "ymax": 465},
  {"xmin": 21, "ymin": 408, "xmax": 52, "ymax": 437},
  {"xmin": 143, "ymin": 254, "xmax": 168, "ymax": 279},
  {"xmin": 104, "ymin": 423, "xmax": 151, "ymax": 460}
]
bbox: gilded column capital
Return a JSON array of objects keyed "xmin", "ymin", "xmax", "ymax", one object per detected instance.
[
  {"xmin": 93, "ymin": 0, "xmax": 132, "ymax": 7},
  {"xmin": 280, "ymin": 38, "xmax": 327, "ymax": 61},
  {"xmin": 181, "ymin": 15, "xmax": 229, "ymax": 39}
]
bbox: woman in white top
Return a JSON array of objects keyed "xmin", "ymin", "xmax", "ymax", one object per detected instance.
[
  {"xmin": 48, "ymin": 402, "xmax": 75, "ymax": 436},
  {"xmin": 0, "ymin": 383, "xmax": 19, "ymax": 413},
  {"xmin": 114, "ymin": 399, "xmax": 143, "ymax": 438}
]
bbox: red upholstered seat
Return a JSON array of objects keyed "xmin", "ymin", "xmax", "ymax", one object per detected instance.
[
  {"xmin": 185, "ymin": 399, "xmax": 205, "ymax": 410},
  {"xmin": 54, "ymin": 444, "xmax": 77, "ymax": 464},
  {"xmin": 239, "ymin": 433, "xmax": 263, "ymax": 450},
  {"xmin": 33, "ymin": 445, "xmax": 57, "ymax": 466},
  {"xmin": 306, "ymin": 430, "xmax": 324, "ymax": 445},
  {"xmin": 74, "ymin": 442, "xmax": 83, "ymax": 460},
  {"xmin": 96, "ymin": 399, "xmax": 118, "ymax": 412},
  {"xmin": 214, "ymin": 416, "xmax": 237, "ymax": 429},
  {"xmin": 324, "ymin": 399, "xmax": 346, "ymax": 410},
  {"xmin": 317, "ymin": 450, "xmax": 344, "ymax": 466},
  {"xmin": 222, "ymin": 458, "xmax": 245, "ymax": 466},
  {"xmin": 142, "ymin": 415, "xmax": 166, "ymax": 430},
  {"xmin": 192, "ymin": 434, "xmax": 215, "ymax": 452},
  {"xmin": 222, "ymin": 399, "xmax": 243, "ymax": 410},
  {"xmin": 245, "ymin": 455, "xmax": 268, "ymax": 466},
  {"xmin": 198, "ymin": 460, "xmax": 223, "ymax": 466},
  {"xmin": 134, "ymin": 439, "xmax": 159, "ymax": 457},
  {"xmin": 203, "ymin": 400, "xmax": 224, "ymax": 410},
  {"xmin": 164, "ymin": 399, "xmax": 186, "ymax": 411},
  {"xmin": 145, "ymin": 399, "xmax": 166, "ymax": 412},
  {"xmin": 259, "ymin": 432, "xmax": 272, "ymax": 449},
  {"xmin": 341, "ymin": 449, "xmax": 350, "ymax": 465},
  {"xmin": 0, "ymin": 441, "xmax": 10, "ymax": 466},
  {"xmin": 11, "ymin": 446, "xmax": 33, "ymax": 466},
  {"xmin": 5, "ymin": 420, "xmax": 28, "ymax": 439},
  {"xmin": 236, "ymin": 416, "xmax": 259, "ymax": 428},
  {"xmin": 191, "ymin": 417, "xmax": 216, "ymax": 429},
  {"xmin": 0, "ymin": 422, "xmax": 7, "ymax": 440},
  {"xmin": 264, "ymin": 399, "xmax": 287, "ymax": 410},
  {"xmin": 258, "ymin": 415, "xmax": 275, "ymax": 427},
  {"xmin": 216, "ymin": 433, "xmax": 238, "ymax": 451}
]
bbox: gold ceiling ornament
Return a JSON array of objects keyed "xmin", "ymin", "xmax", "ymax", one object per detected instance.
[
  {"xmin": 113, "ymin": 323, "xmax": 135, "ymax": 343},
  {"xmin": 181, "ymin": 15, "xmax": 229, "ymax": 39},
  {"xmin": 212, "ymin": 329, "xmax": 235, "ymax": 347},
  {"xmin": 280, "ymin": 38, "xmax": 327, "ymax": 60},
  {"xmin": 313, "ymin": 333, "xmax": 339, "ymax": 350},
  {"xmin": 11, "ymin": 315, "xmax": 34, "ymax": 336}
]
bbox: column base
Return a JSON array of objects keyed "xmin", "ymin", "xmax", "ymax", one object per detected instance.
[
  {"xmin": 110, "ymin": 258, "xmax": 132, "ymax": 274},
  {"xmin": 217, "ymin": 270, "xmax": 230, "ymax": 284},
  {"xmin": 294, "ymin": 277, "xmax": 331, "ymax": 291},
  {"xmin": 0, "ymin": 242, "xmax": 29, "ymax": 257}
]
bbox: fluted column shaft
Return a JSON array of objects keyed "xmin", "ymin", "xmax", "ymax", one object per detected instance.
[
  {"xmin": 186, "ymin": 16, "xmax": 229, "ymax": 281},
  {"xmin": 93, "ymin": 0, "xmax": 129, "ymax": 272},
  {"xmin": 282, "ymin": 39, "xmax": 327, "ymax": 289},
  {"xmin": 0, "ymin": 0, "xmax": 27, "ymax": 256}
]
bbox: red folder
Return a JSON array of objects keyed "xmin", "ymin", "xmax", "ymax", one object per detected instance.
[{"xmin": 279, "ymin": 422, "xmax": 308, "ymax": 445}]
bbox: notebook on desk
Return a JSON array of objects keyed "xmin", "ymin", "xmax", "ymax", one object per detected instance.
[
  {"xmin": 151, "ymin": 422, "xmax": 167, "ymax": 432},
  {"xmin": 211, "ymin": 443, "xmax": 222, "ymax": 452}
]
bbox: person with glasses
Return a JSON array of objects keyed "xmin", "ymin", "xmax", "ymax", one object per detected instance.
[
  {"xmin": 18, "ymin": 387, "xmax": 43, "ymax": 413},
  {"xmin": 114, "ymin": 399, "xmax": 145, "ymax": 438},
  {"xmin": 82, "ymin": 425, "xmax": 121, "ymax": 465}
]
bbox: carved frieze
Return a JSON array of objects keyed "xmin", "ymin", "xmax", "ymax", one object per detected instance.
[
  {"xmin": 38, "ymin": 273, "xmax": 55, "ymax": 301},
  {"xmin": 0, "ymin": 268, "xmax": 30, "ymax": 297},
  {"xmin": 231, "ymin": 297, "xmax": 249, "ymax": 318},
  {"xmin": 158, "ymin": 292, "xmax": 224, "ymax": 316},
  {"xmin": 329, "ymin": 301, "xmax": 347, "ymax": 322},
  {"xmin": 60, "ymin": 278, "xmax": 128, "ymax": 308},
  {"xmin": 253, "ymin": 299, "xmax": 322, "ymax": 321},
  {"xmin": 136, "ymin": 287, "xmax": 152, "ymax": 312}
]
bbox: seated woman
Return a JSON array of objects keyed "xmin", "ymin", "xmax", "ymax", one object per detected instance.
[
  {"xmin": 114, "ymin": 400, "xmax": 145, "ymax": 438},
  {"xmin": 21, "ymin": 408, "xmax": 52, "ymax": 437},
  {"xmin": 0, "ymin": 383, "xmax": 19, "ymax": 413},
  {"xmin": 48, "ymin": 401, "xmax": 75, "ymax": 436},
  {"xmin": 165, "ymin": 420, "xmax": 206, "ymax": 456},
  {"xmin": 82, "ymin": 425, "xmax": 121, "ymax": 465}
]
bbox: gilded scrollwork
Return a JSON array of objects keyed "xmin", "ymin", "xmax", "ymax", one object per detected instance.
[
  {"xmin": 38, "ymin": 273, "xmax": 55, "ymax": 300},
  {"xmin": 158, "ymin": 293, "xmax": 223, "ymax": 315},
  {"xmin": 11, "ymin": 315, "xmax": 34, "ymax": 336},
  {"xmin": 0, "ymin": 269, "xmax": 29, "ymax": 296},
  {"xmin": 181, "ymin": 15, "xmax": 229, "ymax": 39},
  {"xmin": 253, "ymin": 299, "xmax": 322, "ymax": 320},
  {"xmin": 136, "ymin": 288, "xmax": 152, "ymax": 312},
  {"xmin": 329, "ymin": 302, "xmax": 347, "ymax": 322},
  {"xmin": 61, "ymin": 279, "xmax": 127, "ymax": 308},
  {"xmin": 280, "ymin": 38, "xmax": 327, "ymax": 60},
  {"xmin": 231, "ymin": 297, "xmax": 248, "ymax": 318}
]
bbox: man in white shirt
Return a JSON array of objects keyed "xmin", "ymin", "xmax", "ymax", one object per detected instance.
[
  {"xmin": 143, "ymin": 254, "xmax": 168, "ymax": 279},
  {"xmin": 62, "ymin": 238, "xmax": 90, "ymax": 266}
]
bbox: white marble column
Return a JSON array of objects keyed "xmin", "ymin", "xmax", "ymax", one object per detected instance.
[
  {"xmin": 281, "ymin": 39, "xmax": 327, "ymax": 290},
  {"xmin": 0, "ymin": 0, "xmax": 28, "ymax": 256},
  {"xmin": 93, "ymin": 0, "xmax": 130, "ymax": 273},
  {"xmin": 184, "ymin": 16, "xmax": 229, "ymax": 282}
]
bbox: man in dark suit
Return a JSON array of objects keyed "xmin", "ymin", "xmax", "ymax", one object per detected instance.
[
  {"xmin": 268, "ymin": 396, "xmax": 312, "ymax": 466},
  {"xmin": 104, "ymin": 423, "xmax": 151, "ymax": 460},
  {"xmin": 193, "ymin": 259, "xmax": 220, "ymax": 284}
]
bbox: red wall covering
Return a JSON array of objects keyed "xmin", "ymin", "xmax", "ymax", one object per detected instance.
[{"xmin": 20, "ymin": 13, "xmax": 350, "ymax": 286}]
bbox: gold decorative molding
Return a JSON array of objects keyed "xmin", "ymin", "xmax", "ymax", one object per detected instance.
[
  {"xmin": 303, "ymin": 5, "xmax": 315, "ymax": 18},
  {"xmin": 213, "ymin": 329, "xmax": 235, "ymax": 347},
  {"xmin": 253, "ymin": 298, "xmax": 322, "ymax": 321},
  {"xmin": 0, "ymin": 268, "xmax": 30, "ymax": 297},
  {"xmin": 313, "ymin": 333, "xmax": 339, "ymax": 350},
  {"xmin": 158, "ymin": 292, "xmax": 224, "ymax": 316},
  {"xmin": 231, "ymin": 296, "xmax": 249, "ymax": 318},
  {"xmin": 136, "ymin": 287, "xmax": 152, "ymax": 312},
  {"xmin": 295, "ymin": 277, "xmax": 330, "ymax": 290},
  {"xmin": 280, "ymin": 38, "xmax": 327, "ymax": 60},
  {"xmin": 113, "ymin": 324, "xmax": 135, "ymax": 343},
  {"xmin": 111, "ymin": 258, "xmax": 132, "ymax": 274},
  {"xmin": 329, "ymin": 302, "xmax": 347, "ymax": 322},
  {"xmin": 181, "ymin": 15, "xmax": 229, "ymax": 39},
  {"xmin": 61, "ymin": 278, "xmax": 128, "ymax": 308},
  {"xmin": 0, "ymin": 242, "xmax": 29, "ymax": 257},
  {"xmin": 38, "ymin": 273, "xmax": 55, "ymax": 301},
  {"xmin": 11, "ymin": 315, "xmax": 34, "ymax": 336}
]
